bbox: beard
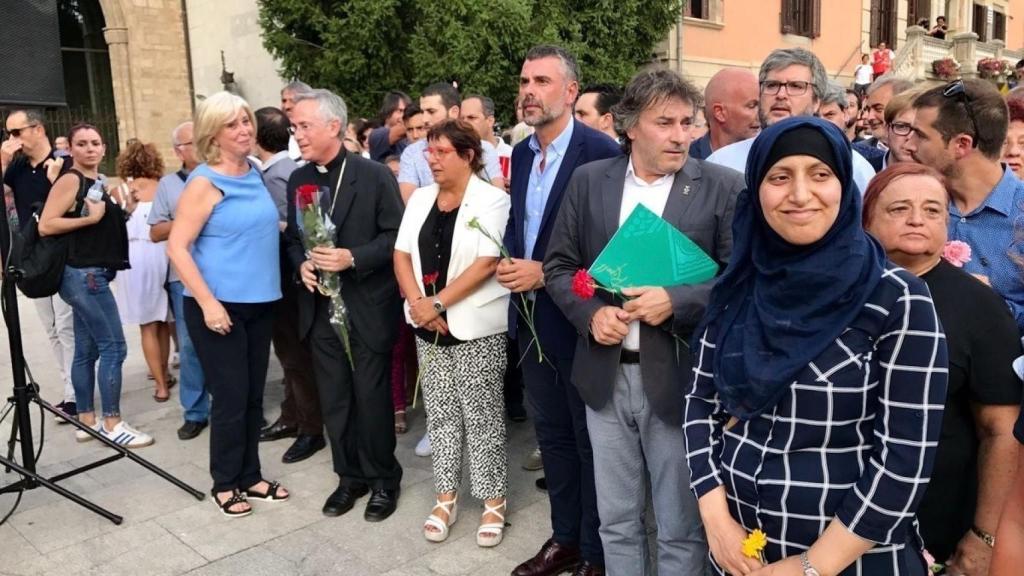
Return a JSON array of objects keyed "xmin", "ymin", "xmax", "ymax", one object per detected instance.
[
  {"xmin": 758, "ymin": 100, "xmax": 819, "ymax": 128},
  {"xmin": 522, "ymin": 98, "xmax": 564, "ymax": 128}
]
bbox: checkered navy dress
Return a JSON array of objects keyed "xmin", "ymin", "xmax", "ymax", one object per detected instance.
[{"xmin": 684, "ymin": 265, "xmax": 948, "ymax": 575}]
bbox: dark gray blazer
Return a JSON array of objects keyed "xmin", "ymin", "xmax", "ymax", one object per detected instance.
[{"xmin": 543, "ymin": 155, "xmax": 743, "ymax": 426}]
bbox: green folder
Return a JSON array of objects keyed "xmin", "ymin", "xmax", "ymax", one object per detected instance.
[{"xmin": 588, "ymin": 203, "xmax": 719, "ymax": 289}]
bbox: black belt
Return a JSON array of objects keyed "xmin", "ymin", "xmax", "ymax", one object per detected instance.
[{"xmin": 620, "ymin": 349, "xmax": 640, "ymax": 364}]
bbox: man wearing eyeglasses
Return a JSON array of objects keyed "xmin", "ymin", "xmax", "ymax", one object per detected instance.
[
  {"xmin": 907, "ymin": 77, "xmax": 1024, "ymax": 576},
  {"xmin": 706, "ymin": 47, "xmax": 877, "ymax": 193},
  {"xmin": 148, "ymin": 121, "xmax": 210, "ymax": 441},
  {"xmin": 2, "ymin": 109, "xmax": 78, "ymax": 424}
]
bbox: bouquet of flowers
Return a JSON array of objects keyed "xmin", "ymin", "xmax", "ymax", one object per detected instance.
[
  {"xmin": 932, "ymin": 58, "xmax": 960, "ymax": 80},
  {"xmin": 977, "ymin": 57, "xmax": 1009, "ymax": 80},
  {"xmin": 467, "ymin": 217, "xmax": 546, "ymax": 366},
  {"xmin": 296, "ymin": 184, "xmax": 354, "ymax": 368}
]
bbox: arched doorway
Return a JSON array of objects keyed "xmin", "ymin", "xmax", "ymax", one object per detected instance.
[{"xmin": 56, "ymin": 0, "xmax": 119, "ymax": 173}]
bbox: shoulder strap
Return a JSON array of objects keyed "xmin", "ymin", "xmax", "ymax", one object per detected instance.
[{"xmin": 65, "ymin": 168, "xmax": 90, "ymax": 202}]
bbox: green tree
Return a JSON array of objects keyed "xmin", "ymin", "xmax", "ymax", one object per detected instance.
[{"xmin": 258, "ymin": 0, "xmax": 684, "ymax": 124}]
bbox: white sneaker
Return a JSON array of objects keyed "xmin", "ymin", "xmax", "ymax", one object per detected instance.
[
  {"xmin": 75, "ymin": 422, "xmax": 102, "ymax": 443},
  {"xmin": 101, "ymin": 421, "xmax": 154, "ymax": 449},
  {"xmin": 522, "ymin": 446, "xmax": 543, "ymax": 471},
  {"xmin": 415, "ymin": 433, "xmax": 432, "ymax": 457},
  {"xmin": 171, "ymin": 352, "xmax": 180, "ymax": 369}
]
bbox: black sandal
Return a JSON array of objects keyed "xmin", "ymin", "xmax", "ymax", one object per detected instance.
[
  {"xmin": 212, "ymin": 489, "xmax": 252, "ymax": 517},
  {"xmin": 244, "ymin": 480, "xmax": 289, "ymax": 502}
]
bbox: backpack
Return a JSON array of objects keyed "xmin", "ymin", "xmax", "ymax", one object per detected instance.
[{"xmin": 9, "ymin": 171, "xmax": 88, "ymax": 298}]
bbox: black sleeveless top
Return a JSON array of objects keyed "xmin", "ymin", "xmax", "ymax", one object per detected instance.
[{"xmin": 63, "ymin": 170, "xmax": 130, "ymax": 270}]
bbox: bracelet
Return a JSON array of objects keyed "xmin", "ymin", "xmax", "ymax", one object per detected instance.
[{"xmin": 971, "ymin": 525, "xmax": 995, "ymax": 547}]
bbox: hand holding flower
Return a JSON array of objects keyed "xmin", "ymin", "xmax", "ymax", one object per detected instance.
[
  {"xmin": 310, "ymin": 246, "xmax": 354, "ymax": 272},
  {"xmin": 589, "ymin": 306, "xmax": 630, "ymax": 346},
  {"xmin": 496, "ymin": 258, "xmax": 544, "ymax": 293}
]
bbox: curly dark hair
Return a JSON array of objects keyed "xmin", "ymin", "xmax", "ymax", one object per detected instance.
[{"xmin": 116, "ymin": 140, "xmax": 164, "ymax": 180}]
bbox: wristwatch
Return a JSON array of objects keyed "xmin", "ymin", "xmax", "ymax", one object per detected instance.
[
  {"xmin": 799, "ymin": 551, "xmax": 821, "ymax": 576},
  {"xmin": 971, "ymin": 525, "xmax": 996, "ymax": 547},
  {"xmin": 432, "ymin": 298, "xmax": 446, "ymax": 314}
]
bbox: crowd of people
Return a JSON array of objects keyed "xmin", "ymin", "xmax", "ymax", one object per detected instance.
[{"xmin": 7, "ymin": 36, "xmax": 1024, "ymax": 576}]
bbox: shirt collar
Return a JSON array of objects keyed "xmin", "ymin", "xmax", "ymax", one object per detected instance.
[
  {"xmin": 626, "ymin": 156, "xmax": 673, "ymax": 187},
  {"xmin": 527, "ymin": 118, "xmax": 575, "ymax": 158},
  {"xmin": 979, "ymin": 165, "xmax": 1022, "ymax": 216},
  {"xmin": 261, "ymin": 150, "xmax": 290, "ymax": 172},
  {"xmin": 315, "ymin": 148, "xmax": 347, "ymax": 174}
]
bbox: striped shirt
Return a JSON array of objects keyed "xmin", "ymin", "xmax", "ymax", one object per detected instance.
[{"xmin": 684, "ymin": 265, "xmax": 948, "ymax": 575}]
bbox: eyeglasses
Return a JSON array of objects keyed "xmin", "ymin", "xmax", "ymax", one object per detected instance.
[
  {"xmin": 5, "ymin": 124, "xmax": 37, "ymax": 138},
  {"xmin": 289, "ymin": 122, "xmax": 323, "ymax": 135},
  {"xmin": 760, "ymin": 81, "xmax": 811, "ymax": 96},
  {"xmin": 423, "ymin": 146, "xmax": 457, "ymax": 159},
  {"xmin": 888, "ymin": 121, "xmax": 913, "ymax": 136},
  {"xmin": 942, "ymin": 79, "xmax": 980, "ymax": 148},
  {"xmin": 174, "ymin": 141, "xmax": 194, "ymax": 148}
]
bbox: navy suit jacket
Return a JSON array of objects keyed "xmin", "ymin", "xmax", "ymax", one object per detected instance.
[{"xmin": 503, "ymin": 120, "xmax": 621, "ymax": 359}]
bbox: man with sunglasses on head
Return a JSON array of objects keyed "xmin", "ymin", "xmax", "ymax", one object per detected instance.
[
  {"xmin": 3, "ymin": 109, "xmax": 77, "ymax": 423},
  {"xmin": 706, "ymin": 47, "xmax": 876, "ymax": 193},
  {"xmin": 909, "ymin": 79, "xmax": 1024, "ymax": 335}
]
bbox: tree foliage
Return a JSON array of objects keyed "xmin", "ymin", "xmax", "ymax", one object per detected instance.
[{"xmin": 258, "ymin": 0, "xmax": 684, "ymax": 124}]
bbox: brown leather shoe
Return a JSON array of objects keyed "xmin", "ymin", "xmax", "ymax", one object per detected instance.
[
  {"xmin": 570, "ymin": 561, "xmax": 605, "ymax": 576},
  {"xmin": 511, "ymin": 538, "xmax": 580, "ymax": 576}
]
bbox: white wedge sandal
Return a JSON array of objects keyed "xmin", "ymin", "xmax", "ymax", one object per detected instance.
[
  {"xmin": 423, "ymin": 497, "xmax": 458, "ymax": 543},
  {"xmin": 476, "ymin": 500, "xmax": 507, "ymax": 547}
]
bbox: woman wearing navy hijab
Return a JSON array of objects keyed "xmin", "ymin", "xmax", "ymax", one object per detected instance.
[{"xmin": 683, "ymin": 117, "xmax": 948, "ymax": 576}]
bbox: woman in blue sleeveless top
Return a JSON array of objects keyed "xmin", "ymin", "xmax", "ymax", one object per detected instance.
[{"xmin": 167, "ymin": 92, "xmax": 286, "ymax": 518}]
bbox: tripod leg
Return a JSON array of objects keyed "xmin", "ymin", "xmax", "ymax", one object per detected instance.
[
  {"xmin": 0, "ymin": 454, "xmax": 123, "ymax": 524},
  {"xmin": 34, "ymin": 398, "xmax": 205, "ymax": 501}
]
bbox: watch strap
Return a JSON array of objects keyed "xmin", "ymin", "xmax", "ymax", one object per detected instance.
[{"xmin": 799, "ymin": 551, "xmax": 821, "ymax": 576}]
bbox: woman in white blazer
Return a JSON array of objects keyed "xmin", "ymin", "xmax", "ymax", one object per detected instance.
[{"xmin": 393, "ymin": 120, "xmax": 511, "ymax": 547}]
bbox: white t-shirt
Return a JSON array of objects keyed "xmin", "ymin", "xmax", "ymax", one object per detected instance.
[{"xmin": 854, "ymin": 64, "xmax": 873, "ymax": 85}]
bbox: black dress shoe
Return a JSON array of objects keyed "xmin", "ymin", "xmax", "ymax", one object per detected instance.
[
  {"xmin": 535, "ymin": 477, "xmax": 547, "ymax": 491},
  {"xmin": 364, "ymin": 487, "xmax": 400, "ymax": 522},
  {"xmin": 281, "ymin": 434, "xmax": 326, "ymax": 464},
  {"xmin": 571, "ymin": 561, "xmax": 605, "ymax": 576},
  {"xmin": 512, "ymin": 538, "xmax": 581, "ymax": 576},
  {"xmin": 177, "ymin": 420, "xmax": 207, "ymax": 441},
  {"xmin": 322, "ymin": 484, "xmax": 369, "ymax": 517},
  {"xmin": 260, "ymin": 419, "xmax": 298, "ymax": 442}
]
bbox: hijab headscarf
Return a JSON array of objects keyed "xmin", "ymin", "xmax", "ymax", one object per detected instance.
[{"xmin": 696, "ymin": 116, "xmax": 887, "ymax": 420}]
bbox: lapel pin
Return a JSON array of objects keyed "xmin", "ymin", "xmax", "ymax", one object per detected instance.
[{"xmin": 683, "ymin": 185, "xmax": 690, "ymax": 196}]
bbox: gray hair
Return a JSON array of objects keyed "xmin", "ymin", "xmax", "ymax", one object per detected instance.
[
  {"xmin": 759, "ymin": 47, "xmax": 829, "ymax": 101},
  {"xmin": 281, "ymin": 80, "xmax": 312, "ymax": 96},
  {"xmin": 866, "ymin": 75, "xmax": 914, "ymax": 97},
  {"xmin": 292, "ymin": 89, "xmax": 348, "ymax": 139},
  {"xmin": 524, "ymin": 45, "xmax": 580, "ymax": 85},
  {"xmin": 820, "ymin": 82, "xmax": 848, "ymax": 111},
  {"xmin": 171, "ymin": 121, "xmax": 192, "ymax": 146},
  {"xmin": 465, "ymin": 95, "xmax": 496, "ymax": 118},
  {"xmin": 8, "ymin": 108, "xmax": 46, "ymax": 129},
  {"xmin": 612, "ymin": 67, "xmax": 703, "ymax": 155}
]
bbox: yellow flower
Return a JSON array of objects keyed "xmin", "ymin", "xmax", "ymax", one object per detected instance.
[{"xmin": 741, "ymin": 529, "xmax": 768, "ymax": 559}]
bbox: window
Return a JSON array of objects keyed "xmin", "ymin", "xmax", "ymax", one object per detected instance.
[
  {"xmin": 907, "ymin": 0, "xmax": 930, "ymax": 28},
  {"xmin": 994, "ymin": 10, "xmax": 1007, "ymax": 42},
  {"xmin": 973, "ymin": 3, "xmax": 988, "ymax": 40},
  {"xmin": 781, "ymin": 0, "xmax": 821, "ymax": 38},
  {"xmin": 870, "ymin": 0, "xmax": 897, "ymax": 48},
  {"xmin": 687, "ymin": 0, "xmax": 709, "ymax": 19}
]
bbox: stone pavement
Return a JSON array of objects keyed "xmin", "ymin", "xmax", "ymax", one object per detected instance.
[{"xmin": 0, "ymin": 292, "xmax": 552, "ymax": 576}]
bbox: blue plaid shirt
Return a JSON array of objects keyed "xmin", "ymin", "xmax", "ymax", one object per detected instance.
[{"xmin": 948, "ymin": 166, "xmax": 1024, "ymax": 334}]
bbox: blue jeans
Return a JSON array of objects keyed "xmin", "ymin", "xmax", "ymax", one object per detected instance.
[
  {"xmin": 58, "ymin": 266, "xmax": 127, "ymax": 417},
  {"xmin": 168, "ymin": 281, "xmax": 209, "ymax": 423}
]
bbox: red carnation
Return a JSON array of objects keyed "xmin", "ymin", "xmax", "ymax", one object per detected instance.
[
  {"xmin": 572, "ymin": 269, "xmax": 596, "ymax": 300},
  {"xmin": 296, "ymin": 184, "xmax": 319, "ymax": 210},
  {"xmin": 423, "ymin": 271, "xmax": 440, "ymax": 287}
]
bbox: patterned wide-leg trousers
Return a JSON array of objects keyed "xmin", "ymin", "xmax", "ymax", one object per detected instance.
[{"xmin": 417, "ymin": 332, "xmax": 508, "ymax": 500}]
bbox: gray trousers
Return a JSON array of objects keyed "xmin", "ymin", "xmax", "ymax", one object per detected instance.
[
  {"xmin": 33, "ymin": 294, "xmax": 75, "ymax": 402},
  {"xmin": 586, "ymin": 364, "xmax": 709, "ymax": 576}
]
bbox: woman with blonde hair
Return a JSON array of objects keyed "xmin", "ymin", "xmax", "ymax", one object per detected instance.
[
  {"xmin": 113, "ymin": 141, "xmax": 176, "ymax": 402},
  {"xmin": 167, "ymin": 91, "xmax": 288, "ymax": 517}
]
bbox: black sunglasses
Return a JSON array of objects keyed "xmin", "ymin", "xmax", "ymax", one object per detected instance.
[
  {"xmin": 5, "ymin": 123, "xmax": 37, "ymax": 138},
  {"xmin": 942, "ymin": 80, "xmax": 980, "ymax": 149}
]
